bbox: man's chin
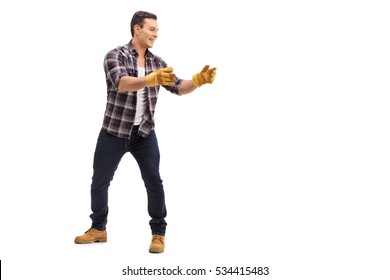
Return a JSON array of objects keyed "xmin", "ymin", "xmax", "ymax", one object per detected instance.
[{"xmin": 148, "ymin": 40, "xmax": 156, "ymax": 48}]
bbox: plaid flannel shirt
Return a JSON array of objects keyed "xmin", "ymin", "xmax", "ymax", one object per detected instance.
[{"xmin": 102, "ymin": 41, "xmax": 182, "ymax": 138}]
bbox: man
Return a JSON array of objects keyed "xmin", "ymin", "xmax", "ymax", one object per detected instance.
[{"xmin": 74, "ymin": 11, "xmax": 216, "ymax": 253}]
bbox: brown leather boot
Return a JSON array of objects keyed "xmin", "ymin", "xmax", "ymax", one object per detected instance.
[
  {"xmin": 149, "ymin": 234, "xmax": 165, "ymax": 253},
  {"xmin": 74, "ymin": 228, "xmax": 107, "ymax": 244}
]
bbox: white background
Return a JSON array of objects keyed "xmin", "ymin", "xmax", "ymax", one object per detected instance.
[{"xmin": 0, "ymin": 0, "xmax": 389, "ymax": 279}]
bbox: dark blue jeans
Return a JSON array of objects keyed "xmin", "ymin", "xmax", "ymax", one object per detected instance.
[{"xmin": 89, "ymin": 127, "xmax": 167, "ymax": 235}]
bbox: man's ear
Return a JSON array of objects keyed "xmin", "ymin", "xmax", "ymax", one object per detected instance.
[{"xmin": 134, "ymin": 25, "xmax": 141, "ymax": 35}]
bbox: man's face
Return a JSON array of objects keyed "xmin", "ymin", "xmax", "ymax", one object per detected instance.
[{"xmin": 136, "ymin": 18, "xmax": 159, "ymax": 48}]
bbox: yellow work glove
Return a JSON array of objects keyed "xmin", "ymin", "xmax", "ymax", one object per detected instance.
[
  {"xmin": 146, "ymin": 67, "xmax": 176, "ymax": 87},
  {"xmin": 192, "ymin": 65, "xmax": 217, "ymax": 87}
]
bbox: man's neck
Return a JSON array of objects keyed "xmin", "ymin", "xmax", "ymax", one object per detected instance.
[{"xmin": 131, "ymin": 39, "xmax": 147, "ymax": 58}]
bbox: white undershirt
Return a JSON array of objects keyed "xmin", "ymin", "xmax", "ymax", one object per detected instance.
[{"xmin": 134, "ymin": 66, "xmax": 147, "ymax": 125}]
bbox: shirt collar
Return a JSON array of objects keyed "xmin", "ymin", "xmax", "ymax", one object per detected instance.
[{"xmin": 128, "ymin": 40, "xmax": 152, "ymax": 58}]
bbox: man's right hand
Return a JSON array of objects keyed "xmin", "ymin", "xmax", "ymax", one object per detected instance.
[{"xmin": 146, "ymin": 67, "xmax": 176, "ymax": 87}]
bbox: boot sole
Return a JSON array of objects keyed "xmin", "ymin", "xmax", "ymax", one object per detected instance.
[
  {"xmin": 149, "ymin": 248, "xmax": 164, "ymax": 253},
  {"xmin": 74, "ymin": 238, "xmax": 107, "ymax": 244}
]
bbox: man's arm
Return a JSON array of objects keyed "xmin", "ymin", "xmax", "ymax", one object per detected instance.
[
  {"xmin": 118, "ymin": 76, "xmax": 147, "ymax": 92},
  {"xmin": 178, "ymin": 80, "xmax": 197, "ymax": 95},
  {"xmin": 178, "ymin": 65, "xmax": 217, "ymax": 95},
  {"xmin": 118, "ymin": 67, "xmax": 176, "ymax": 92}
]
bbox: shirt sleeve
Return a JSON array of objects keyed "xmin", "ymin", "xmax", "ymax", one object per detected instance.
[
  {"xmin": 103, "ymin": 49, "xmax": 128, "ymax": 90},
  {"xmin": 163, "ymin": 78, "xmax": 183, "ymax": 94}
]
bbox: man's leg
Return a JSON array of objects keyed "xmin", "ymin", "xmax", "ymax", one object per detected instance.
[
  {"xmin": 128, "ymin": 130, "xmax": 167, "ymax": 236},
  {"xmin": 90, "ymin": 128, "xmax": 127, "ymax": 230},
  {"xmin": 75, "ymin": 128, "xmax": 126, "ymax": 243}
]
